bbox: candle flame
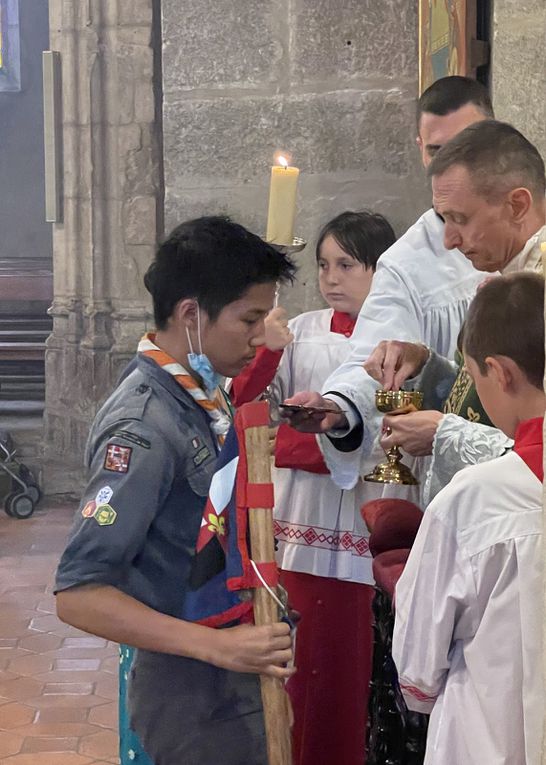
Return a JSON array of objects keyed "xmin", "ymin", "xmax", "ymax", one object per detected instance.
[{"xmin": 274, "ymin": 151, "xmax": 291, "ymax": 168}]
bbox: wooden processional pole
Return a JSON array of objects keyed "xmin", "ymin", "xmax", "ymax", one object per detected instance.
[{"xmin": 243, "ymin": 402, "xmax": 293, "ymax": 765}]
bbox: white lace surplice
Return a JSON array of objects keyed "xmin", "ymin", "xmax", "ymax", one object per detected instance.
[{"xmin": 318, "ymin": 208, "xmax": 484, "ymax": 491}]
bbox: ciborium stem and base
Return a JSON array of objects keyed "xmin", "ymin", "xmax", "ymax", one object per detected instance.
[{"xmin": 364, "ymin": 389, "xmax": 424, "ymax": 486}]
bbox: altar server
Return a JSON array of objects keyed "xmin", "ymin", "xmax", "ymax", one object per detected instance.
[
  {"xmin": 230, "ymin": 210, "xmax": 395, "ymax": 765},
  {"xmin": 393, "ymin": 272, "xmax": 545, "ymax": 765}
]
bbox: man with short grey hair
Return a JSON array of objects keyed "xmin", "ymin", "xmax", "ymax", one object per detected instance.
[{"xmin": 365, "ymin": 120, "xmax": 546, "ymax": 501}]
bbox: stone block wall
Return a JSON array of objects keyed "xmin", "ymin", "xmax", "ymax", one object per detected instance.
[
  {"xmin": 491, "ymin": 0, "xmax": 546, "ymax": 159},
  {"xmin": 161, "ymin": 0, "xmax": 430, "ymax": 314}
]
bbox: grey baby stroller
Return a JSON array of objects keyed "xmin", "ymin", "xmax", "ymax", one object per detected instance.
[{"xmin": 0, "ymin": 429, "xmax": 41, "ymax": 519}]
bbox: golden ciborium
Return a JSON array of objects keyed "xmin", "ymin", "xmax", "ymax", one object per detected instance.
[{"xmin": 364, "ymin": 389, "xmax": 424, "ymax": 486}]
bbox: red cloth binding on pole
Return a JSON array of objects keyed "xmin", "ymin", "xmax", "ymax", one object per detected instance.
[
  {"xmin": 248, "ymin": 561, "xmax": 280, "ymax": 589},
  {"xmin": 245, "ymin": 482, "xmax": 275, "ymax": 509},
  {"xmin": 238, "ymin": 400, "xmax": 270, "ymax": 429}
]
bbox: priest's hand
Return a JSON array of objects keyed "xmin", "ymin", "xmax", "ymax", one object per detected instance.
[
  {"xmin": 364, "ymin": 340, "xmax": 429, "ymax": 390},
  {"xmin": 281, "ymin": 391, "xmax": 348, "ymax": 433},
  {"xmin": 265, "ymin": 306, "xmax": 294, "ymax": 351},
  {"xmin": 206, "ymin": 621, "xmax": 295, "ymax": 679},
  {"xmin": 380, "ymin": 409, "xmax": 443, "ymax": 456}
]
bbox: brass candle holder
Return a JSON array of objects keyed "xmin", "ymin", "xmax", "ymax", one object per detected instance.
[
  {"xmin": 268, "ymin": 237, "xmax": 307, "ymax": 308},
  {"xmin": 364, "ymin": 389, "xmax": 424, "ymax": 486}
]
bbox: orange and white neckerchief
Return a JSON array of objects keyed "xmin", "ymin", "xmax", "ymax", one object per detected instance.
[{"xmin": 138, "ymin": 333, "xmax": 231, "ymax": 447}]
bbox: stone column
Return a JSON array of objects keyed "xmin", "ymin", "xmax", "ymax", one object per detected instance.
[{"xmin": 44, "ymin": 0, "xmax": 162, "ymax": 493}]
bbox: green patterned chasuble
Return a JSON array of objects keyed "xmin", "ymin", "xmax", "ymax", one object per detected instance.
[{"xmin": 443, "ymin": 349, "xmax": 494, "ymax": 427}]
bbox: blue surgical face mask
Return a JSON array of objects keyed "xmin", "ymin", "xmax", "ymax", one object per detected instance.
[{"xmin": 186, "ymin": 308, "xmax": 220, "ymax": 394}]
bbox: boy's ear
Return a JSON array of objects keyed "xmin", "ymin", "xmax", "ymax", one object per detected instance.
[
  {"xmin": 484, "ymin": 355, "xmax": 519, "ymax": 392},
  {"xmin": 173, "ymin": 298, "xmax": 198, "ymax": 328}
]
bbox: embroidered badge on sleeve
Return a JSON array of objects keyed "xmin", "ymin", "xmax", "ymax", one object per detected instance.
[
  {"xmin": 81, "ymin": 500, "xmax": 97, "ymax": 518},
  {"xmin": 94, "ymin": 504, "xmax": 117, "ymax": 526},
  {"xmin": 95, "ymin": 485, "xmax": 113, "ymax": 505},
  {"xmin": 104, "ymin": 444, "xmax": 132, "ymax": 473}
]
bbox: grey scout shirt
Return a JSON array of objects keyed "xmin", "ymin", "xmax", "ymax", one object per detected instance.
[
  {"xmin": 55, "ymin": 355, "xmax": 267, "ymax": 764},
  {"xmin": 55, "ymin": 354, "xmax": 220, "ymax": 615}
]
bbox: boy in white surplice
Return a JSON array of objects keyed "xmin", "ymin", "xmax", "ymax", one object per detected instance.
[{"xmin": 393, "ymin": 272, "xmax": 545, "ymax": 765}]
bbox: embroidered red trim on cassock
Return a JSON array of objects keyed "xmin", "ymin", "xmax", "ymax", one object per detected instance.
[
  {"xmin": 273, "ymin": 518, "xmax": 371, "ymax": 557},
  {"xmin": 513, "ymin": 417, "xmax": 543, "ymax": 481}
]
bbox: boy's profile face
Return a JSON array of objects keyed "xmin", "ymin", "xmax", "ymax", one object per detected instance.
[
  {"xmin": 464, "ymin": 354, "xmax": 517, "ymax": 438},
  {"xmin": 200, "ymin": 281, "xmax": 276, "ymax": 378}
]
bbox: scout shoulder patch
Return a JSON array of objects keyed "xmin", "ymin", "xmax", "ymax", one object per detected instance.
[
  {"xmin": 104, "ymin": 443, "xmax": 132, "ymax": 473},
  {"xmin": 94, "ymin": 504, "xmax": 117, "ymax": 526}
]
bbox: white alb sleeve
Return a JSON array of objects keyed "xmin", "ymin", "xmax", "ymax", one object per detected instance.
[{"xmin": 422, "ymin": 415, "xmax": 513, "ymax": 505}]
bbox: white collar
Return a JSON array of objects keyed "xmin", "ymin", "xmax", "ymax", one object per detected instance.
[{"xmin": 502, "ymin": 224, "xmax": 546, "ymax": 275}]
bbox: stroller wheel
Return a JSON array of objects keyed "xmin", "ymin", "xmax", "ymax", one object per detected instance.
[
  {"xmin": 4, "ymin": 492, "xmax": 18, "ymax": 516},
  {"xmin": 17, "ymin": 466, "xmax": 42, "ymax": 506},
  {"xmin": 26, "ymin": 483, "xmax": 41, "ymax": 505},
  {"xmin": 7, "ymin": 492, "xmax": 35, "ymax": 519}
]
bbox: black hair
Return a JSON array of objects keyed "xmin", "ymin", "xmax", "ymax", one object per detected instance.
[
  {"xmin": 428, "ymin": 120, "xmax": 546, "ymax": 203},
  {"xmin": 463, "ymin": 272, "xmax": 545, "ymax": 389},
  {"xmin": 417, "ymin": 75, "xmax": 494, "ymax": 129},
  {"xmin": 144, "ymin": 216, "xmax": 296, "ymax": 329},
  {"xmin": 315, "ymin": 211, "xmax": 396, "ymax": 270}
]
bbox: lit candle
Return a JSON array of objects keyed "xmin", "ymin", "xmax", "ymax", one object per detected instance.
[{"xmin": 265, "ymin": 154, "xmax": 300, "ymax": 245}]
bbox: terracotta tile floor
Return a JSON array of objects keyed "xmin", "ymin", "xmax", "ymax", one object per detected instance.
[{"xmin": 0, "ymin": 502, "xmax": 120, "ymax": 765}]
